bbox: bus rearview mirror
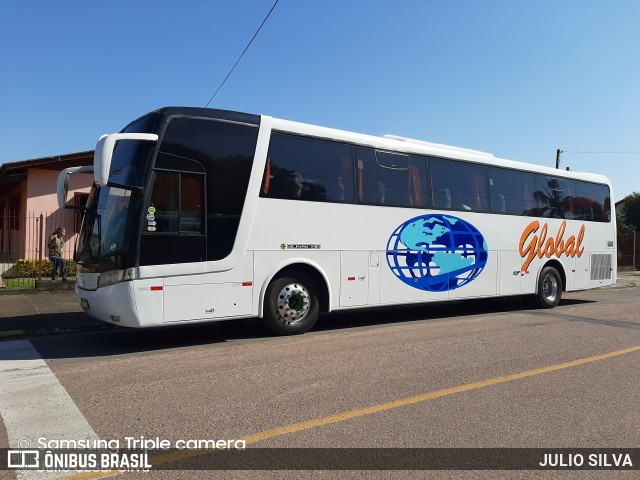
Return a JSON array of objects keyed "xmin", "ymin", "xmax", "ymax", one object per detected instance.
[
  {"xmin": 94, "ymin": 133, "xmax": 158, "ymax": 187},
  {"xmin": 57, "ymin": 165, "xmax": 95, "ymax": 209}
]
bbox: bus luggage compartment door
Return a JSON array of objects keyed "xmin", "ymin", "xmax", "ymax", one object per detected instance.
[
  {"xmin": 340, "ymin": 251, "xmax": 371, "ymax": 307},
  {"xmin": 163, "ymin": 282, "xmax": 253, "ymax": 323}
]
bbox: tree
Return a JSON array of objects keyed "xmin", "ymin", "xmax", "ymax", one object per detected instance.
[
  {"xmin": 618, "ymin": 220, "xmax": 636, "ymax": 233},
  {"xmin": 617, "ymin": 192, "xmax": 640, "ymax": 232}
]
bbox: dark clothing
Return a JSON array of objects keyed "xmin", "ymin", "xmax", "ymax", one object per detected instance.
[{"xmin": 50, "ymin": 255, "xmax": 67, "ymax": 280}]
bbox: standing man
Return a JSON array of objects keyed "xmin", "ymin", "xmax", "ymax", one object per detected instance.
[{"xmin": 48, "ymin": 227, "xmax": 67, "ymax": 281}]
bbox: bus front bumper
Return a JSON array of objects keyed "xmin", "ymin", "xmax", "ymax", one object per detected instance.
[{"xmin": 76, "ymin": 281, "xmax": 142, "ymax": 328}]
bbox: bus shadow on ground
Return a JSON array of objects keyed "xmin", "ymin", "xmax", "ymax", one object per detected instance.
[
  {"xmin": 314, "ymin": 296, "xmax": 595, "ymax": 332},
  {"xmin": 8, "ymin": 297, "xmax": 595, "ymax": 361}
]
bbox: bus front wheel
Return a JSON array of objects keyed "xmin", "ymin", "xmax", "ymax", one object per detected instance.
[
  {"xmin": 263, "ymin": 271, "xmax": 320, "ymax": 335},
  {"xmin": 536, "ymin": 266, "xmax": 562, "ymax": 308}
]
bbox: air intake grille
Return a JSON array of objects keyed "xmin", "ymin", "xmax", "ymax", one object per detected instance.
[{"xmin": 590, "ymin": 254, "xmax": 612, "ymax": 280}]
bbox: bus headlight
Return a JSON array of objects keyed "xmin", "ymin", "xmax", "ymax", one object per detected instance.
[{"xmin": 98, "ymin": 268, "xmax": 138, "ymax": 288}]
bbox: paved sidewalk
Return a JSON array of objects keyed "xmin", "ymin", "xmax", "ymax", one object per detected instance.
[
  {"xmin": 610, "ymin": 270, "xmax": 640, "ymax": 289},
  {"xmin": 0, "ymin": 291, "xmax": 82, "ymax": 317},
  {"xmin": 0, "ymin": 291, "xmax": 101, "ymax": 338}
]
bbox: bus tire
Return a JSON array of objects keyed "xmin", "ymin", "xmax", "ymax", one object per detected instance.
[
  {"xmin": 536, "ymin": 266, "xmax": 562, "ymax": 308},
  {"xmin": 262, "ymin": 271, "xmax": 320, "ymax": 335}
]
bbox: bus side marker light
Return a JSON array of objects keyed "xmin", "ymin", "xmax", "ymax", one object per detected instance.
[{"xmin": 150, "ymin": 286, "xmax": 163, "ymax": 291}]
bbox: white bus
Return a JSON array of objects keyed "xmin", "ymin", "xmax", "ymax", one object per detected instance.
[{"xmin": 58, "ymin": 107, "xmax": 616, "ymax": 335}]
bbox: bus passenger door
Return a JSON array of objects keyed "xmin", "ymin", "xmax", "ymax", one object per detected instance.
[
  {"xmin": 340, "ymin": 251, "xmax": 370, "ymax": 307},
  {"xmin": 140, "ymin": 162, "xmax": 207, "ymax": 266}
]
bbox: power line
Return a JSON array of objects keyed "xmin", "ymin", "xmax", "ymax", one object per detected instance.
[{"xmin": 205, "ymin": 0, "xmax": 280, "ymax": 108}]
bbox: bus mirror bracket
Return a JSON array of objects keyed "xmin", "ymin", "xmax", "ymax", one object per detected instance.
[
  {"xmin": 57, "ymin": 165, "xmax": 94, "ymax": 209},
  {"xmin": 94, "ymin": 133, "xmax": 159, "ymax": 187}
]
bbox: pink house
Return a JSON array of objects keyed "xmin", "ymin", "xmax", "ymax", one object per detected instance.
[{"xmin": 0, "ymin": 151, "xmax": 94, "ymax": 278}]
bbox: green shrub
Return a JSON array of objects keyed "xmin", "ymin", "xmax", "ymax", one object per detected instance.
[{"xmin": 15, "ymin": 259, "xmax": 77, "ymax": 278}]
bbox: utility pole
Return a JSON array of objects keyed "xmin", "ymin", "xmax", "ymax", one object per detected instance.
[{"xmin": 555, "ymin": 149, "xmax": 562, "ymax": 169}]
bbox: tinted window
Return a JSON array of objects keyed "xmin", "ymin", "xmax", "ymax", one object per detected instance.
[
  {"xmin": 160, "ymin": 118, "xmax": 256, "ymax": 215},
  {"xmin": 575, "ymin": 181, "xmax": 611, "ymax": 222},
  {"xmin": 262, "ymin": 134, "xmax": 355, "ymax": 203},
  {"xmin": 180, "ymin": 175, "xmax": 205, "ymax": 233},
  {"xmin": 159, "ymin": 118, "xmax": 258, "ymax": 260},
  {"xmin": 488, "ymin": 167, "xmax": 610, "ymax": 222},
  {"xmin": 146, "ymin": 171, "xmax": 205, "ymax": 235},
  {"xmin": 109, "ymin": 140, "xmax": 155, "ymax": 187},
  {"xmin": 532, "ymin": 175, "xmax": 580, "ymax": 220},
  {"xmin": 488, "ymin": 168, "xmax": 540, "ymax": 216},
  {"xmin": 123, "ymin": 113, "xmax": 159, "ymax": 135},
  {"xmin": 546, "ymin": 177, "xmax": 577, "ymax": 219},
  {"xmin": 95, "ymin": 187, "xmax": 132, "ymax": 256},
  {"xmin": 109, "ymin": 113, "xmax": 160, "ymax": 187},
  {"xmin": 430, "ymin": 158, "xmax": 488, "ymax": 212},
  {"xmin": 356, "ymin": 148, "xmax": 429, "ymax": 208},
  {"xmin": 149, "ymin": 172, "xmax": 179, "ymax": 233}
]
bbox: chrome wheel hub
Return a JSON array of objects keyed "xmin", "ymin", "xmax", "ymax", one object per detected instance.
[{"xmin": 276, "ymin": 283, "xmax": 310, "ymax": 323}]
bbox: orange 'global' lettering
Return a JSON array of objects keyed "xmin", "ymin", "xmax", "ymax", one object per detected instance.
[{"xmin": 519, "ymin": 220, "xmax": 585, "ymax": 272}]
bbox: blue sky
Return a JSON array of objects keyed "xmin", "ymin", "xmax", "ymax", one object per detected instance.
[{"xmin": 1, "ymin": 0, "xmax": 638, "ymax": 199}]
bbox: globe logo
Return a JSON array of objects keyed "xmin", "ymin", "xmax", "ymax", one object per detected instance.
[{"xmin": 386, "ymin": 214, "xmax": 488, "ymax": 292}]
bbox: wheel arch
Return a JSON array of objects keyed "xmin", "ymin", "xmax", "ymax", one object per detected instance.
[
  {"xmin": 537, "ymin": 259, "xmax": 567, "ymax": 293},
  {"xmin": 258, "ymin": 259, "xmax": 332, "ymax": 318}
]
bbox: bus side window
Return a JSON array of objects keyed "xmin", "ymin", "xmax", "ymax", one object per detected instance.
[
  {"xmin": 148, "ymin": 171, "xmax": 179, "ymax": 233},
  {"xmin": 430, "ymin": 157, "xmax": 488, "ymax": 212},
  {"xmin": 141, "ymin": 167, "xmax": 206, "ymax": 266},
  {"xmin": 147, "ymin": 169, "xmax": 205, "ymax": 234},
  {"xmin": 575, "ymin": 181, "xmax": 610, "ymax": 222},
  {"xmin": 489, "ymin": 168, "xmax": 542, "ymax": 216},
  {"xmin": 155, "ymin": 117, "xmax": 258, "ymax": 261},
  {"xmin": 273, "ymin": 170, "xmax": 303, "ymax": 198},
  {"xmin": 374, "ymin": 181, "xmax": 386, "ymax": 205},
  {"xmin": 434, "ymin": 188, "xmax": 451, "ymax": 209},
  {"xmin": 262, "ymin": 133, "xmax": 355, "ymax": 204},
  {"xmin": 179, "ymin": 174, "xmax": 205, "ymax": 234},
  {"xmin": 356, "ymin": 148, "xmax": 429, "ymax": 208},
  {"xmin": 544, "ymin": 177, "xmax": 576, "ymax": 219},
  {"xmin": 491, "ymin": 193, "xmax": 505, "ymax": 213}
]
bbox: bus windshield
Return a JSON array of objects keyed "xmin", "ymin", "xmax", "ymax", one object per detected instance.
[
  {"xmin": 78, "ymin": 186, "xmax": 132, "ymax": 260},
  {"xmin": 77, "ymin": 137, "xmax": 155, "ymax": 263}
]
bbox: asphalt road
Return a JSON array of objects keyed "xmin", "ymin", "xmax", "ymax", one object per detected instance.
[{"xmin": 1, "ymin": 284, "xmax": 640, "ymax": 479}]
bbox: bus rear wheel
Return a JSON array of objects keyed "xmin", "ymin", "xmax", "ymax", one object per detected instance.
[
  {"xmin": 263, "ymin": 271, "xmax": 320, "ymax": 335},
  {"xmin": 536, "ymin": 266, "xmax": 562, "ymax": 308}
]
